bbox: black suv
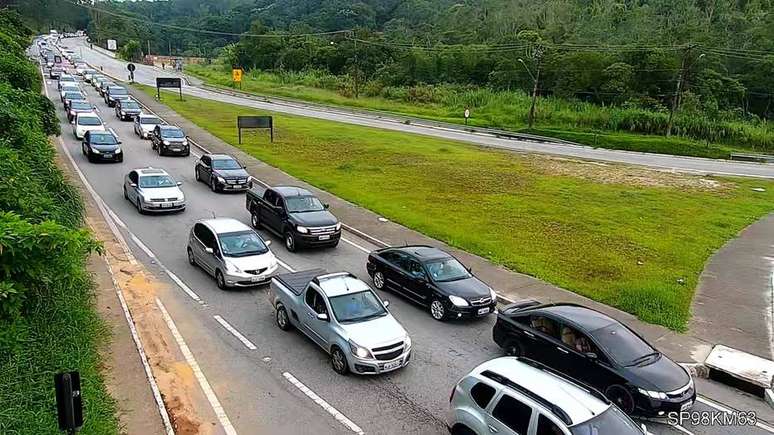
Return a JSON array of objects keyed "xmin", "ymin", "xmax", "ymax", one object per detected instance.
[
  {"xmin": 82, "ymin": 130, "xmax": 123, "ymax": 163},
  {"xmin": 114, "ymin": 98, "xmax": 142, "ymax": 121},
  {"xmin": 151, "ymin": 125, "xmax": 189, "ymax": 156},
  {"xmin": 195, "ymin": 154, "xmax": 251, "ymax": 192},
  {"xmin": 492, "ymin": 301, "xmax": 695, "ymax": 417},
  {"xmin": 366, "ymin": 245, "xmax": 497, "ymax": 321}
]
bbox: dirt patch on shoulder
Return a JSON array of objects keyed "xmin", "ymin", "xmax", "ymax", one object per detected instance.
[{"xmin": 528, "ymin": 155, "xmax": 730, "ymax": 191}]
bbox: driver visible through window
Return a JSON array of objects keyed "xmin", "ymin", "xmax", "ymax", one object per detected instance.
[
  {"xmin": 285, "ymin": 196, "xmax": 325, "ymax": 213},
  {"xmin": 138, "ymin": 175, "xmax": 176, "ymax": 188},
  {"xmin": 218, "ymin": 231, "xmax": 268, "ymax": 257},
  {"xmin": 329, "ymin": 291, "xmax": 387, "ymax": 323},
  {"xmin": 425, "ymin": 258, "xmax": 471, "ymax": 282}
]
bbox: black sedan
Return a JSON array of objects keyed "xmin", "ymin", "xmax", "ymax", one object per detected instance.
[
  {"xmin": 82, "ymin": 130, "xmax": 123, "ymax": 163},
  {"xmin": 366, "ymin": 246, "xmax": 497, "ymax": 321},
  {"xmin": 492, "ymin": 301, "xmax": 695, "ymax": 417},
  {"xmin": 195, "ymin": 153, "xmax": 252, "ymax": 192}
]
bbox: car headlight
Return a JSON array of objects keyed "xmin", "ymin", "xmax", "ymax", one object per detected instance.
[
  {"xmin": 335, "ymin": 222, "xmax": 341, "ymax": 231},
  {"xmin": 638, "ymin": 388, "xmax": 667, "ymax": 400},
  {"xmin": 182, "ymin": 139, "xmax": 188, "ymax": 146},
  {"xmin": 404, "ymin": 335, "xmax": 412, "ymax": 350},
  {"xmin": 217, "ymin": 176, "xmax": 226, "ymax": 183},
  {"xmin": 349, "ymin": 340, "xmax": 372, "ymax": 359},
  {"xmin": 114, "ymin": 148, "xmax": 121, "ymax": 154},
  {"xmin": 489, "ymin": 287, "xmax": 497, "ymax": 301},
  {"xmin": 91, "ymin": 148, "xmax": 100, "ymax": 154},
  {"xmin": 163, "ymin": 140, "xmax": 170, "ymax": 145},
  {"xmin": 296, "ymin": 225, "xmax": 309, "ymax": 234},
  {"xmin": 226, "ymin": 261, "xmax": 242, "ymax": 273},
  {"xmin": 120, "ymin": 111, "xmax": 125, "ymax": 115},
  {"xmin": 449, "ymin": 295, "xmax": 469, "ymax": 307}
]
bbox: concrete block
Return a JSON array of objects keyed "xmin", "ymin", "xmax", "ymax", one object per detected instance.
[{"xmin": 704, "ymin": 345, "xmax": 774, "ymax": 388}]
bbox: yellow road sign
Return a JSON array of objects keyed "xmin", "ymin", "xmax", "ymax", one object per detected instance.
[{"xmin": 232, "ymin": 68, "xmax": 243, "ymax": 82}]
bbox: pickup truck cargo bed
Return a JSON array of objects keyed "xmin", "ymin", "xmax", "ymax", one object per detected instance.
[{"xmin": 273, "ymin": 269, "xmax": 326, "ymax": 296}]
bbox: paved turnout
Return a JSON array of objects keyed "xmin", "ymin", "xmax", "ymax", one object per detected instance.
[
  {"xmin": 65, "ymin": 37, "xmax": 774, "ymax": 180},
  {"xmin": 40, "ymin": 43, "xmax": 774, "ymax": 435}
]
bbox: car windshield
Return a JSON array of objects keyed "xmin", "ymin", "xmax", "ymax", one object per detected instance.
[
  {"xmin": 161, "ymin": 128, "xmax": 185, "ymax": 138},
  {"xmin": 62, "ymin": 86, "xmax": 79, "ymax": 92},
  {"xmin": 110, "ymin": 88, "xmax": 127, "ymax": 95},
  {"xmin": 590, "ymin": 323, "xmax": 655, "ymax": 366},
  {"xmin": 218, "ymin": 230, "xmax": 269, "ymax": 257},
  {"xmin": 102, "ymin": 83, "xmax": 115, "ymax": 89},
  {"xmin": 65, "ymin": 93, "xmax": 84, "ymax": 100},
  {"xmin": 329, "ymin": 290, "xmax": 387, "ymax": 323},
  {"xmin": 570, "ymin": 405, "xmax": 643, "ymax": 435},
  {"xmin": 60, "ymin": 77, "xmax": 75, "ymax": 82},
  {"xmin": 211, "ymin": 158, "xmax": 242, "ymax": 170},
  {"xmin": 89, "ymin": 133, "xmax": 118, "ymax": 145},
  {"xmin": 77, "ymin": 116, "xmax": 101, "ymax": 126},
  {"xmin": 425, "ymin": 257, "xmax": 471, "ymax": 282},
  {"xmin": 138, "ymin": 175, "xmax": 176, "ymax": 188},
  {"xmin": 140, "ymin": 116, "xmax": 161, "ymax": 125},
  {"xmin": 70, "ymin": 101, "xmax": 92, "ymax": 110},
  {"xmin": 122, "ymin": 102, "xmax": 140, "ymax": 109},
  {"xmin": 286, "ymin": 196, "xmax": 325, "ymax": 213}
]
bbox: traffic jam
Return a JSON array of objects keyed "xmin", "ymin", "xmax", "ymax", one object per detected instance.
[{"xmin": 38, "ymin": 37, "xmax": 706, "ymax": 435}]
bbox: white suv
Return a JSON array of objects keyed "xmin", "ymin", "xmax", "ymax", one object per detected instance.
[{"xmin": 448, "ymin": 357, "xmax": 646, "ymax": 435}]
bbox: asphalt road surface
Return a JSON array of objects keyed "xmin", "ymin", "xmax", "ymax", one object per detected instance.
[
  {"xmin": 62, "ymin": 37, "xmax": 774, "ymax": 180},
  {"xmin": 39, "ymin": 43, "xmax": 774, "ymax": 435}
]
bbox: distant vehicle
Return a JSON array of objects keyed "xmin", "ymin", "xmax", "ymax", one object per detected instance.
[
  {"xmin": 97, "ymin": 80, "xmax": 115, "ymax": 96},
  {"xmin": 104, "ymin": 85, "xmax": 128, "ymax": 107},
  {"xmin": 83, "ymin": 69, "xmax": 97, "ymax": 83},
  {"xmin": 82, "ymin": 130, "xmax": 122, "ymax": 163},
  {"xmin": 246, "ymin": 186, "xmax": 341, "ymax": 252},
  {"xmin": 59, "ymin": 83, "xmax": 81, "ymax": 101},
  {"xmin": 57, "ymin": 74, "xmax": 77, "ymax": 90},
  {"xmin": 74, "ymin": 63, "xmax": 87, "ymax": 75},
  {"xmin": 114, "ymin": 99, "xmax": 142, "ymax": 120},
  {"xmin": 367, "ymin": 246, "xmax": 497, "ymax": 321},
  {"xmin": 133, "ymin": 114, "xmax": 164, "ymax": 139},
  {"xmin": 269, "ymin": 269, "xmax": 411, "ymax": 375},
  {"xmin": 67, "ymin": 100, "xmax": 96, "ymax": 123},
  {"xmin": 187, "ymin": 218, "xmax": 278, "ymax": 289},
  {"xmin": 62, "ymin": 92, "xmax": 86, "ymax": 111},
  {"xmin": 195, "ymin": 154, "xmax": 251, "ymax": 192},
  {"xmin": 448, "ymin": 357, "xmax": 646, "ymax": 435},
  {"xmin": 49, "ymin": 66, "xmax": 63, "ymax": 79},
  {"xmin": 492, "ymin": 302, "xmax": 695, "ymax": 416},
  {"xmin": 123, "ymin": 167, "xmax": 186, "ymax": 214},
  {"xmin": 73, "ymin": 112, "xmax": 105, "ymax": 139},
  {"xmin": 91, "ymin": 75, "xmax": 106, "ymax": 89},
  {"xmin": 150, "ymin": 125, "xmax": 189, "ymax": 156},
  {"xmin": 46, "ymin": 60, "xmax": 55, "ymax": 69}
]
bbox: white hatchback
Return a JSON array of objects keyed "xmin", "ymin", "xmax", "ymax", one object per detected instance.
[{"xmin": 73, "ymin": 112, "xmax": 105, "ymax": 139}]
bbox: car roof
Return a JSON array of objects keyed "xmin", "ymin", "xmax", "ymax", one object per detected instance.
[
  {"xmin": 471, "ymin": 357, "xmax": 609, "ymax": 425},
  {"xmin": 200, "ymin": 218, "xmax": 250, "ymax": 235},
  {"xmin": 77, "ymin": 112, "xmax": 100, "ymax": 118},
  {"xmin": 314, "ymin": 272, "xmax": 372, "ymax": 298},
  {"xmin": 273, "ymin": 186, "xmax": 313, "ymax": 197},
  {"xmin": 534, "ymin": 304, "xmax": 617, "ymax": 332},
  {"xmin": 136, "ymin": 167, "xmax": 168, "ymax": 176},
  {"xmin": 391, "ymin": 245, "xmax": 450, "ymax": 262},
  {"xmin": 209, "ymin": 154, "xmax": 236, "ymax": 160}
]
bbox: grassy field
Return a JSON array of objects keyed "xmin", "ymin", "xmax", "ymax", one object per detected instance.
[
  {"xmin": 186, "ymin": 64, "xmax": 765, "ymax": 160},
  {"xmin": 140, "ymin": 84, "xmax": 774, "ymax": 331}
]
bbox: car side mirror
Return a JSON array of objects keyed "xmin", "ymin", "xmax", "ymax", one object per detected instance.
[
  {"xmin": 129, "ymin": 183, "xmax": 137, "ymax": 188},
  {"xmin": 117, "ymin": 141, "xmax": 122, "ymax": 145},
  {"xmin": 204, "ymin": 247, "xmax": 214, "ymax": 255},
  {"xmin": 383, "ymin": 300, "xmax": 390, "ymax": 308},
  {"xmin": 316, "ymin": 312, "xmax": 328, "ymax": 321},
  {"xmin": 585, "ymin": 352, "xmax": 598, "ymax": 360},
  {"xmin": 176, "ymin": 181, "xmax": 182, "ymax": 186},
  {"xmin": 323, "ymin": 203, "xmax": 330, "ymax": 209}
]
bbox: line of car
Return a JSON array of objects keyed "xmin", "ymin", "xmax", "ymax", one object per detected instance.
[{"xmin": 44, "ymin": 40, "xmax": 694, "ymax": 435}]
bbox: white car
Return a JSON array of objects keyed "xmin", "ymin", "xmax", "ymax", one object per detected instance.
[
  {"xmin": 59, "ymin": 83, "xmax": 81, "ymax": 101},
  {"xmin": 123, "ymin": 168, "xmax": 186, "ymax": 214},
  {"xmin": 73, "ymin": 112, "xmax": 105, "ymax": 139},
  {"xmin": 133, "ymin": 113, "xmax": 164, "ymax": 139},
  {"xmin": 57, "ymin": 74, "xmax": 77, "ymax": 90},
  {"xmin": 75, "ymin": 63, "xmax": 87, "ymax": 75}
]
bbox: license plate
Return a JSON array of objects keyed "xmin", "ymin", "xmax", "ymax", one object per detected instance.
[
  {"xmin": 680, "ymin": 401, "xmax": 693, "ymax": 412},
  {"xmin": 383, "ymin": 360, "xmax": 402, "ymax": 370},
  {"xmin": 161, "ymin": 203, "xmax": 171, "ymax": 208},
  {"xmin": 477, "ymin": 307, "xmax": 490, "ymax": 315},
  {"xmin": 251, "ymin": 276, "xmax": 262, "ymax": 282},
  {"xmin": 103, "ymin": 153, "xmax": 112, "ymax": 158},
  {"xmin": 318, "ymin": 235, "xmax": 330, "ymax": 240}
]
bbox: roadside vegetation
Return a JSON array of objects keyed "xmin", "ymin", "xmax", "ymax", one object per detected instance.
[
  {"xmin": 0, "ymin": 10, "xmax": 118, "ymax": 434},
  {"xmin": 187, "ymin": 64, "xmax": 762, "ymax": 159},
  {"xmin": 141, "ymin": 85, "xmax": 774, "ymax": 331}
]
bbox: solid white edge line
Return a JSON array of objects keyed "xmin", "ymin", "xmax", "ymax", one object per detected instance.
[
  {"xmin": 340, "ymin": 237, "xmax": 371, "ymax": 254},
  {"xmin": 282, "ymin": 372, "xmax": 364, "ymax": 435},
  {"xmin": 670, "ymin": 424, "xmax": 696, "ymax": 435},
  {"xmin": 42, "ymin": 67, "xmax": 174, "ymax": 435},
  {"xmin": 156, "ymin": 298, "xmax": 238, "ymax": 435},
  {"xmin": 696, "ymin": 396, "xmax": 774, "ymax": 433},
  {"xmin": 213, "ymin": 315, "xmax": 257, "ymax": 350},
  {"xmin": 276, "ymin": 258, "xmax": 296, "ymax": 273}
]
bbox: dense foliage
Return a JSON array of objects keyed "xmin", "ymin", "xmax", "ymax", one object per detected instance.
[{"xmin": 0, "ymin": 9, "xmax": 118, "ymax": 433}]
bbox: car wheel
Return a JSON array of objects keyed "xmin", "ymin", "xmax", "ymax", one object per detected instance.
[
  {"xmin": 210, "ymin": 177, "xmax": 218, "ymax": 192},
  {"xmin": 250, "ymin": 211, "xmax": 260, "ymax": 229},
  {"xmin": 330, "ymin": 346, "xmax": 349, "ymax": 375},
  {"xmin": 123, "ymin": 185, "xmax": 128, "ymax": 200},
  {"xmin": 605, "ymin": 385, "xmax": 635, "ymax": 414},
  {"xmin": 430, "ymin": 298, "xmax": 447, "ymax": 321},
  {"xmin": 187, "ymin": 248, "xmax": 196, "ymax": 266},
  {"xmin": 194, "ymin": 167, "xmax": 200, "ymax": 182},
  {"xmin": 451, "ymin": 425, "xmax": 476, "ymax": 435},
  {"xmin": 157, "ymin": 145, "xmax": 163, "ymax": 156},
  {"xmin": 216, "ymin": 270, "xmax": 227, "ymax": 290},
  {"xmin": 135, "ymin": 198, "xmax": 144, "ymax": 215},
  {"xmin": 503, "ymin": 341, "xmax": 523, "ymax": 357},
  {"xmin": 284, "ymin": 231, "xmax": 297, "ymax": 252},
  {"xmin": 373, "ymin": 271, "xmax": 386, "ymax": 290},
  {"xmin": 275, "ymin": 303, "xmax": 292, "ymax": 331}
]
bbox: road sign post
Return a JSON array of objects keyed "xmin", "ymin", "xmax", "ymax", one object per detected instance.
[
  {"xmin": 464, "ymin": 107, "xmax": 470, "ymax": 125},
  {"xmin": 155, "ymin": 77, "xmax": 183, "ymax": 101},
  {"xmin": 232, "ymin": 68, "xmax": 243, "ymax": 90},
  {"xmin": 237, "ymin": 116, "xmax": 273, "ymax": 144},
  {"xmin": 55, "ymin": 371, "xmax": 83, "ymax": 435},
  {"xmin": 127, "ymin": 63, "xmax": 136, "ymax": 83}
]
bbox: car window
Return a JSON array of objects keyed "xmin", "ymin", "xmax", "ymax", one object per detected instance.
[
  {"xmin": 285, "ymin": 196, "xmax": 324, "ymax": 213},
  {"xmin": 537, "ymin": 414, "xmax": 565, "ymax": 435},
  {"xmin": 305, "ymin": 288, "xmax": 327, "ymax": 315},
  {"xmin": 212, "ymin": 158, "xmax": 242, "ymax": 170},
  {"xmin": 129, "ymin": 171, "xmax": 138, "ymax": 184},
  {"xmin": 110, "ymin": 87, "xmax": 127, "ymax": 95},
  {"xmin": 492, "ymin": 394, "xmax": 532, "ymax": 435},
  {"xmin": 77, "ymin": 116, "xmax": 102, "ymax": 126},
  {"xmin": 138, "ymin": 175, "xmax": 176, "ymax": 188},
  {"xmin": 194, "ymin": 224, "xmax": 215, "ymax": 249},
  {"xmin": 274, "ymin": 196, "xmax": 285, "ymax": 209},
  {"xmin": 201, "ymin": 156, "xmax": 211, "ymax": 166},
  {"xmin": 530, "ymin": 315, "xmax": 560, "ymax": 339},
  {"xmin": 89, "ymin": 133, "xmax": 118, "ymax": 145},
  {"xmin": 470, "ymin": 382, "xmax": 496, "ymax": 409},
  {"xmin": 590, "ymin": 323, "xmax": 655, "ymax": 365},
  {"xmin": 425, "ymin": 257, "xmax": 471, "ymax": 282},
  {"xmin": 329, "ymin": 290, "xmax": 387, "ymax": 323},
  {"xmin": 405, "ymin": 259, "xmax": 426, "ymax": 279},
  {"xmin": 264, "ymin": 190, "xmax": 275, "ymax": 204},
  {"xmin": 161, "ymin": 128, "xmax": 185, "ymax": 138},
  {"xmin": 218, "ymin": 231, "xmax": 268, "ymax": 257},
  {"xmin": 560, "ymin": 325, "xmax": 601, "ymax": 356}
]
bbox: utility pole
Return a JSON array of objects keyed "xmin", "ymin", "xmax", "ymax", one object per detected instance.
[
  {"xmin": 353, "ymin": 34, "xmax": 359, "ymax": 99},
  {"xmin": 518, "ymin": 56, "xmax": 542, "ymax": 130},
  {"xmin": 667, "ymin": 50, "xmax": 704, "ymax": 137}
]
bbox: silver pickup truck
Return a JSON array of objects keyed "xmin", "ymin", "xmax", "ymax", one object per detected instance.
[{"xmin": 270, "ymin": 269, "xmax": 412, "ymax": 375}]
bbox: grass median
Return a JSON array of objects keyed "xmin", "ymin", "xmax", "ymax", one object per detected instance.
[{"xmin": 140, "ymin": 84, "xmax": 774, "ymax": 331}]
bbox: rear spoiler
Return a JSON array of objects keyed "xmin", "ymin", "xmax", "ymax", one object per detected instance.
[{"xmin": 500, "ymin": 299, "xmax": 541, "ymax": 315}]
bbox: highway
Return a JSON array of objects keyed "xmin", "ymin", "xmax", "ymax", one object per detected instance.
[{"xmin": 40, "ymin": 43, "xmax": 774, "ymax": 435}]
